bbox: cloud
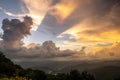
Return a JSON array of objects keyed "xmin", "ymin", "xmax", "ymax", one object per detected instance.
[
  {"xmin": 58, "ymin": 2, "xmax": 120, "ymax": 46},
  {"xmin": 0, "ymin": 40, "xmax": 87, "ymax": 62},
  {"xmin": 40, "ymin": 0, "xmax": 120, "ymax": 38},
  {"xmin": 0, "ymin": 0, "xmax": 120, "ymax": 64},
  {"xmin": 22, "ymin": 0, "xmax": 52, "ymax": 30},
  {"xmin": 88, "ymin": 42, "xmax": 120, "ymax": 60},
  {"xmin": 1, "ymin": 0, "xmax": 119, "ymax": 36},
  {"xmin": 0, "ymin": 40, "xmax": 120, "ymax": 63},
  {"xmin": 1, "ymin": 16, "xmax": 33, "ymax": 50},
  {"xmin": 49, "ymin": 0, "xmax": 79, "ymax": 21},
  {"xmin": 0, "ymin": 6, "xmax": 27, "ymax": 17},
  {"xmin": 41, "ymin": 0, "xmax": 93, "ymax": 35},
  {"xmin": 0, "ymin": 0, "xmax": 52, "ymax": 31}
]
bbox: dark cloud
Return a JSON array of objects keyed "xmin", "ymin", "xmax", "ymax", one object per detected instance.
[
  {"xmin": 1, "ymin": 16, "xmax": 33, "ymax": 49},
  {"xmin": 79, "ymin": 47, "xmax": 86, "ymax": 54},
  {"xmin": 0, "ymin": 40, "xmax": 87, "ymax": 62},
  {"xmin": 90, "ymin": 0, "xmax": 119, "ymax": 16},
  {"xmin": 50, "ymin": 0, "xmax": 60, "ymax": 6}
]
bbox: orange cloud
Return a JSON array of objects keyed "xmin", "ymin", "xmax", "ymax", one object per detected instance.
[
  {"xmin": 58, "ymin": 6, "xmax": 120, "ymax": 45},
  {"xmin": 57, "ymin": 3, "xmax": 120, "ymax": 53},
  {"xmin": 88, "ymin": 42, "xmax": 120, "ymax": 60},
  {"xmin": 49, "ymin": 0, "xmax": 78, "ymax": 22}
]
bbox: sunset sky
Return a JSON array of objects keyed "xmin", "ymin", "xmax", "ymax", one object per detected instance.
[{"xmin": 0, "ymin": 0, "xmax": 120, "ymax": 61}]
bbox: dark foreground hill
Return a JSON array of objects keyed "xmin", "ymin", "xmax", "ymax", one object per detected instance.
[{"xmin": 0, "ymin": 51, "xmax": 23, "ymax": 77}]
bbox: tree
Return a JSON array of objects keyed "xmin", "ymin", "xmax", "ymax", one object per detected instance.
[
  {"xmin": 31, "ymin": 70, "xmax": 47, "ymax": 80},
  {"xmin": 80, "ymin": 71, "xmax": 95, "ymax": 80},
  {"xmin": 56, "ymin": 73, "xmax": 69, "ymax": 80},
  {"xmin": 69, "ymin": 70, "xmax": 81, "ymax": 80},
  {"xmin": 0, "ymin": 51, "xmax": 16, "ymax": 77},
  {"xmin": 114, "ymin": 77, "xmax": 120, "ymax": 80},
  {"xmin": 0, "ymin": 51, "xmax": 23, "ymax": 78}
]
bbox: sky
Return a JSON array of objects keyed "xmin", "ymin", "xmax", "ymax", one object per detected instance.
[{"xmin": 0, "ymin": 0, "xmax": 120, "ymax": 62}]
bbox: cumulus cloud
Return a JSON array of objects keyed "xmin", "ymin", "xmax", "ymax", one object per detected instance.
[
  {"xmin": 9, "ymin": 41, "xmax": 118, "ymax": 62},
  {"xmin": 1, "ymin": 16, "xmax": 33, "ymax": 49},
  {"xmin": 0, "ymin": 40, "xmax": 87, "ymax": 62},
  {"xmin": 88, "ymin": 42, "xmax": 120, "ymax": 60},
  {"xmin": 0, "ymin": 40, "xmax": 120, "ymax": 63}
]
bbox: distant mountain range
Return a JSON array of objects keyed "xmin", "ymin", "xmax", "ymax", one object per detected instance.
[{"xmin": 17, "ymin": 60, "xmax": 120, "ymax": 80}]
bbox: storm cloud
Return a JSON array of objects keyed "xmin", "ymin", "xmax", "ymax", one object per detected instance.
[{"xmin": 2, "ymin": 16, "xmax": 33, "ymax": 49}]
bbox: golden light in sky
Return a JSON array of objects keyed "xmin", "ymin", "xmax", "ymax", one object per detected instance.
[
  {"xmin": 22, "ymin": 0, "xmax": 52, "ymax": 31},
  {"xmin": 49, "ymin": 0, "xmax": 78, "ymax": 21},
  {"xmin": 0, "ymin": 0, "xmax": 120, "ymax": 60}
]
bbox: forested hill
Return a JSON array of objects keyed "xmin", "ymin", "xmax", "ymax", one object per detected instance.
[{"xmin": 0, "ymin": 51, "xmax": 23, "ymax": 77}]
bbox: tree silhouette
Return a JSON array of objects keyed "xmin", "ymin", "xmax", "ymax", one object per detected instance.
[{"xmin": 31, "ymin": 70, "xmax": 47, "ymax": 80}]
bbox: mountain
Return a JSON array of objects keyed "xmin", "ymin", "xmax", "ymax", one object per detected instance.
[{"xmin": 17, "ymin": 60, "xmax": 120, "ymax": 80}]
